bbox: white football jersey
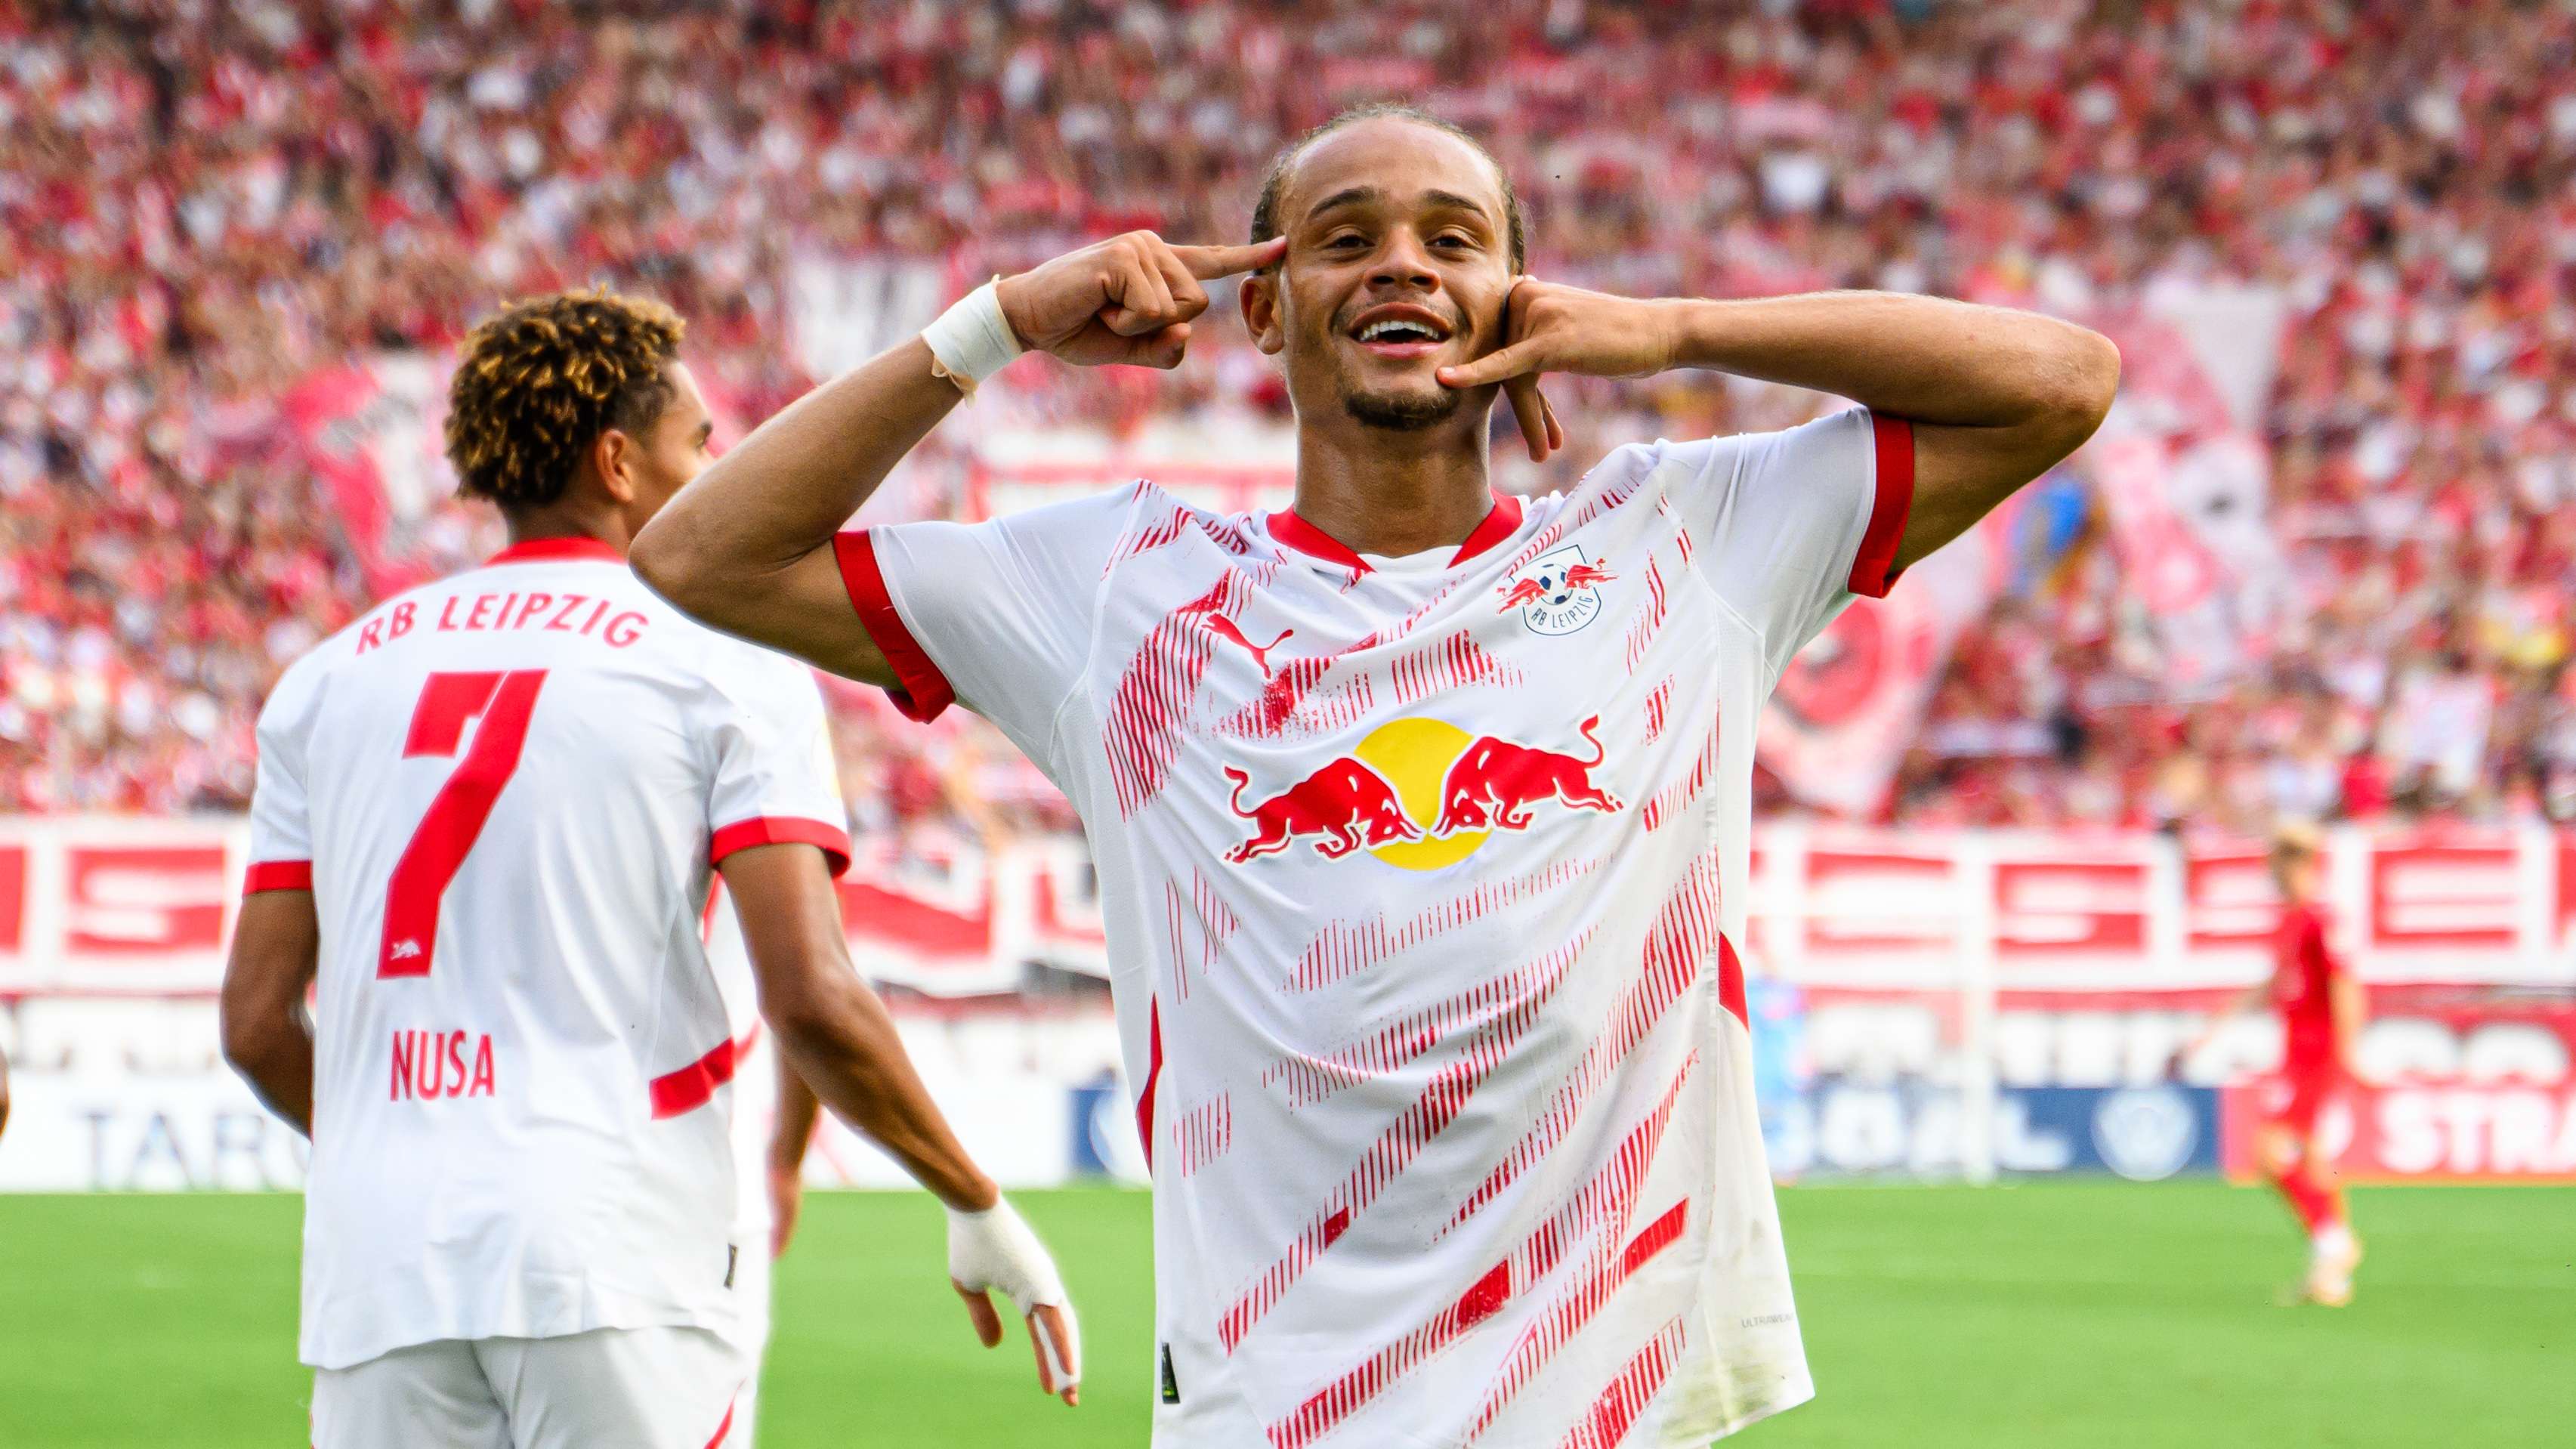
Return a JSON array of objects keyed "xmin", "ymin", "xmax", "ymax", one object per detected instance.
[
  {"xmin": 842, "ymin": 409, "xmax": 1913, "ymax": 1447},
  {"xmin": 244, "ymin": 536, "xmax": 849, "ymax": 1371}
]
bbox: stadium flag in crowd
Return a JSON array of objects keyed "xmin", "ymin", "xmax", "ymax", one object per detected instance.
[
  {"xmin": 1756, "ymin": 490, "xmax": 2012, "ymax": 818},
  {"xmin": 2083, "ymin": 305, "xmax": 2292, "ymax": 692},
  {"xmin": 276, "ymin": 363, "xmax": 404, "ymax": 595}
]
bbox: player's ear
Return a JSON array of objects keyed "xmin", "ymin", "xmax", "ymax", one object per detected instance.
[
  {"xmin": 1240, "ymin": 273, "xmax": 1284, "ymax": 357},
  {"xmin": 592, "ymin": 428, "xmax": 638, "ymax": 505}
]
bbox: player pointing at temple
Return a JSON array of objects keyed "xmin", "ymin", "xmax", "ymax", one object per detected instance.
[{"xmin": 637, "ymin": 106, "xmax": 2119, "ymax": 1446}]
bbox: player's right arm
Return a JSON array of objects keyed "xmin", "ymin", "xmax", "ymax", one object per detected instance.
[
  {"xmin": 718, "ymin": 840, "xmax": 1083, "ymax": 1404},
  {"xmin": 220, "ymin": 888, "xmax": 320, "ymax": 1135},
  {"xmin": 224, "ymin": 661, "xmax": 323, "ymax": 1135},
  {"xmin": 629, "ymin": 233, "xmax": 1283, "ymax": 682}
]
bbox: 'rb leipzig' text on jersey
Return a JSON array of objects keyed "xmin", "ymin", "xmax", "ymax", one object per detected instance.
[
  {"xmin": 245, "ymin": 537, "xmax": 849, "ymax": 1373},
  {"xmin": 839, "ymin": 407, "xmax": 1913, "ymax": 1448}
]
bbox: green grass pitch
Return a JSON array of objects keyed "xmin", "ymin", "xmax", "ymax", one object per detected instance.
[{"xmin": 1, "ymin": 1182, "xmax": 2566, "ymax": 1447}]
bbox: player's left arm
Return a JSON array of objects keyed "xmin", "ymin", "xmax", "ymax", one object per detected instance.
[
  {"xmin": 1438, "ymin": 283, "xmax": 2120, "ymax": 567},
  {"xmin": 2176, "ymin": 978, "xmax": 2273, "ymax": 1075},
  {"xmin": 769, "ymin": 1055, "xmax": 821, "ymax": 1258},
  {"xmin": 220, "ymin": 888, "xmax": 320, "ymax": 1136}
]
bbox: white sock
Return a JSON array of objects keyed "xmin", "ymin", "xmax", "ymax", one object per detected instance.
[{"xmin": 2313, "ymin": 1222, "xmax": 2354, "ymax": 1259}]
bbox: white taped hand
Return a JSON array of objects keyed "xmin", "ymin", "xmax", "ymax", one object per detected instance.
[{"xmin": 947, "ymin": 1198, "xmax": 1082, "ymax": 1404}]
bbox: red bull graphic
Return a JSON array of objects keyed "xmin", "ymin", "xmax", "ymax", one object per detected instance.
[
  {"xmin": 1223, "ymin": 760, "xmax": 1424, "ymax": 862},
  {"xmin": 1434, "ymin": 715, "xmax": 1621, "ymax": 833},
  {"xmin": 1223, "ymin": 715, "xmax": 1623, "ymax": 867},
  {"xmin": 1495, "ymin": 543, "xmax": 1614, "ymax": 635}
]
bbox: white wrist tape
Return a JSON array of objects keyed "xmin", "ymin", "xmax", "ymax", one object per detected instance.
[
  {"xmin": 921, "ymin": 279, "xmax": 1021, "ymax": 395},
  {"xmin": 946, "ymin": 1198, "xmax": 1069, "ymax": 1314},
  {"xmin": 948, "ymin": 1197, "xmax": 1081, "ymax": 1389}
]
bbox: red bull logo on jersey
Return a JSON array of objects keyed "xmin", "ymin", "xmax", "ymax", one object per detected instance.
[
  {"xmin": 1222, "ymin": 758, "xmax": 1424, "ymax": 863},
  {"xmin": 1432, "ymin": 715, "xmax": 1620, "ymax": 833},
  {"xmin": 1222, "ymin": 715, "xmax": 1622, "ymax": 871},
  {"xmin": 1496, "ymin": 545, "xmax": 1613, "ymax": 636}
]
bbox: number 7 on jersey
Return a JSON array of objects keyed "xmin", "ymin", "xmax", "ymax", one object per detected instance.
[{"xmin": 381, "ymin": 670, "xmax": 548, "ymax": 978}]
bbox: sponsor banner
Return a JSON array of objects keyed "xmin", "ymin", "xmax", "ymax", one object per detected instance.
[
  {"xmin": 3, "ymin": 818, "xmax": 2571, "ymax": 994},
  {"xmin": 0, "ymin": 1070, "xmax": 312, "ymax": 1191},
  {"xmin": 1069, "ymin": 1078, "xmax": 1154, "ymax": 1185},
  {"xmin": 1747, "ymin": 823, "xmax": 2574, "ymax": 989},
  {"xmin": 0, "ymin": 819, "xmax": 1114, "ymax": 1000},
  {"xmin": 1794, "ymin": 991, "xmax": 2574, "ymax": 1091},
  {"xmin": 0, "ymin": 1063, "xmax": 1120, "ymax": 1193},
  {"xmin": 1765, "ymin": 1080, "xmax": 2219, "ymax": 1181},
  {"xmin": 2219, "ymin": 1081, "xmax": 2576, "ymax": 1184}
]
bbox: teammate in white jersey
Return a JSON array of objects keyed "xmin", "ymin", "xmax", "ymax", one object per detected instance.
[
  {"xmin": 636, "ymin": 107, "xmax": 2118, "ymax": 1447},
  {"xmin": 219, "ymin": 290, "xmax": 1079, "ymax": 1449}
]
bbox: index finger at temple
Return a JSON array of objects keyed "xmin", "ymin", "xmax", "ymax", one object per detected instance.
[
  {"xmin": 1153, "ymin": 246, "xmax": 1211, "ymax": 319},
  {"xmin": 1173, "ymin": 236, "xmax": 1289, "ymax": 280}
]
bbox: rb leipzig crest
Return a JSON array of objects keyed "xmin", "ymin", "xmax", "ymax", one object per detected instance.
[{"xmin": 1496, "ymin": 545, "xmax": 1614, "ymax": 636}]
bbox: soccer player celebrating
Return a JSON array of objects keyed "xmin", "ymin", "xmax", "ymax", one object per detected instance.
[
  {"xmin": 637, "ymin": 107, "xmax": 2117, "ymax": 1445},
  {"xmin": 2184, "ymin": 823, "xmax": 2366, "ymax": 1305},
  {"xmin": 220, "ymin": 290, "xmax": 1078, "ymax": 1449}
]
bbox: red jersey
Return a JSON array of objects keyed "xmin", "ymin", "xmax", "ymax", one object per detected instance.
[{"xmin": 2271, "ymin": 902, "xmax": 2343, "ymax": 1075}]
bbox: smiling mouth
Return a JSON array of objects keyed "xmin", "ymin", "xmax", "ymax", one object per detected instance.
[{"xmin": 1348, "ymin": 313, "xmax": 1454, "ymax": 360}]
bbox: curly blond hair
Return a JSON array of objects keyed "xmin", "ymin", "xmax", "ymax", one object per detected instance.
[{"xmin": 445, "ymin": 289, "xmax": 686, "ymax": 508}]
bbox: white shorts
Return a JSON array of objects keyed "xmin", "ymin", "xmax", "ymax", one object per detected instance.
[{"xmin": 312, "ymin": 1326, "xmax": 746, "ymax": 1449}]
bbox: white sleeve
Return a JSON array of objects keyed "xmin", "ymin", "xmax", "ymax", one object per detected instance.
[
  {"xmin": 244, "ymin": 663, "xmax": 318, "ymax": 893},
  {"xmin": 832, "ymin": 488, "xmax": 1133, "ymax": 770},
  {"xmin": 703, "ymin": 647, "xmax": 853, "ymax": 877},
  {"xmin": 1663, "ymin": 406, "xmax": 1914, "ymax": 685}
]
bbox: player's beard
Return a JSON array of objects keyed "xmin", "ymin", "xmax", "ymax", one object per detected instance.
[{"xmin": 1342, "ymin": 379, "xmax": 1465, "ymax": 431}]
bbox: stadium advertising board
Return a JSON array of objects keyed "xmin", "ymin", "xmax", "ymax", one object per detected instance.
[
  {"xmin": 3, "ymin": 818, "xmax": 2573, "ymax": 993},
  {"xmin": 1766, "ymin": 1082, "xmax": 2221, "ymax": 1182},
  {"xmin": 4, "ymin": 817, "xmax": 2570, "ymax": 1190},
  {"xmin": 2219, "ymin": 1083, "xmax": 2576, "ymax": 1185}
]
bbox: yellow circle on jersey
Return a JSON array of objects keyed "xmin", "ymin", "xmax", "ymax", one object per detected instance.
[{"xmin": 1353, "ymin": 716, "xmax": 1488, "ymax": 870}]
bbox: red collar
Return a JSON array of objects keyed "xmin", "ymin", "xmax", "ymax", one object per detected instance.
[
  {"xmin": 489, "ymin": 536, "xmax": 625, "ymax": 565},
  {"xmin": 1268, "ymin": 493, "xmax": 1524, "ymax": 573}
]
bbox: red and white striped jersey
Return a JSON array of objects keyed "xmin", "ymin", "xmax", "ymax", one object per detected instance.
[
  {"xmin": 841, "ymin": 408, "xmax": 1913, "ymax": 1447},
  {"xmin": 243, "ymin": 537, "xmax": 849, "ymax": 1371}
]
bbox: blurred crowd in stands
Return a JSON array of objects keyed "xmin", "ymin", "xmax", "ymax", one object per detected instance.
[{"xmin": 5, "ymin": 0, "xmax": 2574, "ymax": 836}]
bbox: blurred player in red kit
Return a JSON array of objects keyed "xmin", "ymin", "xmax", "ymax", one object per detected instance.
[{"xmin": 2188, "ymin": 823, "xmax": 2365, "ymax": 1305}]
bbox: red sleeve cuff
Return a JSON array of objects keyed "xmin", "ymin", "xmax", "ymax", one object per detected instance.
[
  {"xmin": 242, "ymin": 860, "xmax": 313, "ymax": 894},
  {"xmin": 832, "ymin": 530, "xmax": 956, "ymax": 722},
  {"xmin": 1846, "ymin": 412, "xmax": 1914, "ymax": 599},
  {"xmin": 711, "ymin": 817, "xmax": 853, "ymax": 879}
]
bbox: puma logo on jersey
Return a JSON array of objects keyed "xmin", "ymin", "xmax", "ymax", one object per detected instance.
[{"xmin": 1206, "ymin": 615, "xmax": 1294, "ymax": 678}]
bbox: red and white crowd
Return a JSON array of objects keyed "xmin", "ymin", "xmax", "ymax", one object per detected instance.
[{"xmin": 5, "ymin": 0, "xmax": 2573, "ymax": 830}]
